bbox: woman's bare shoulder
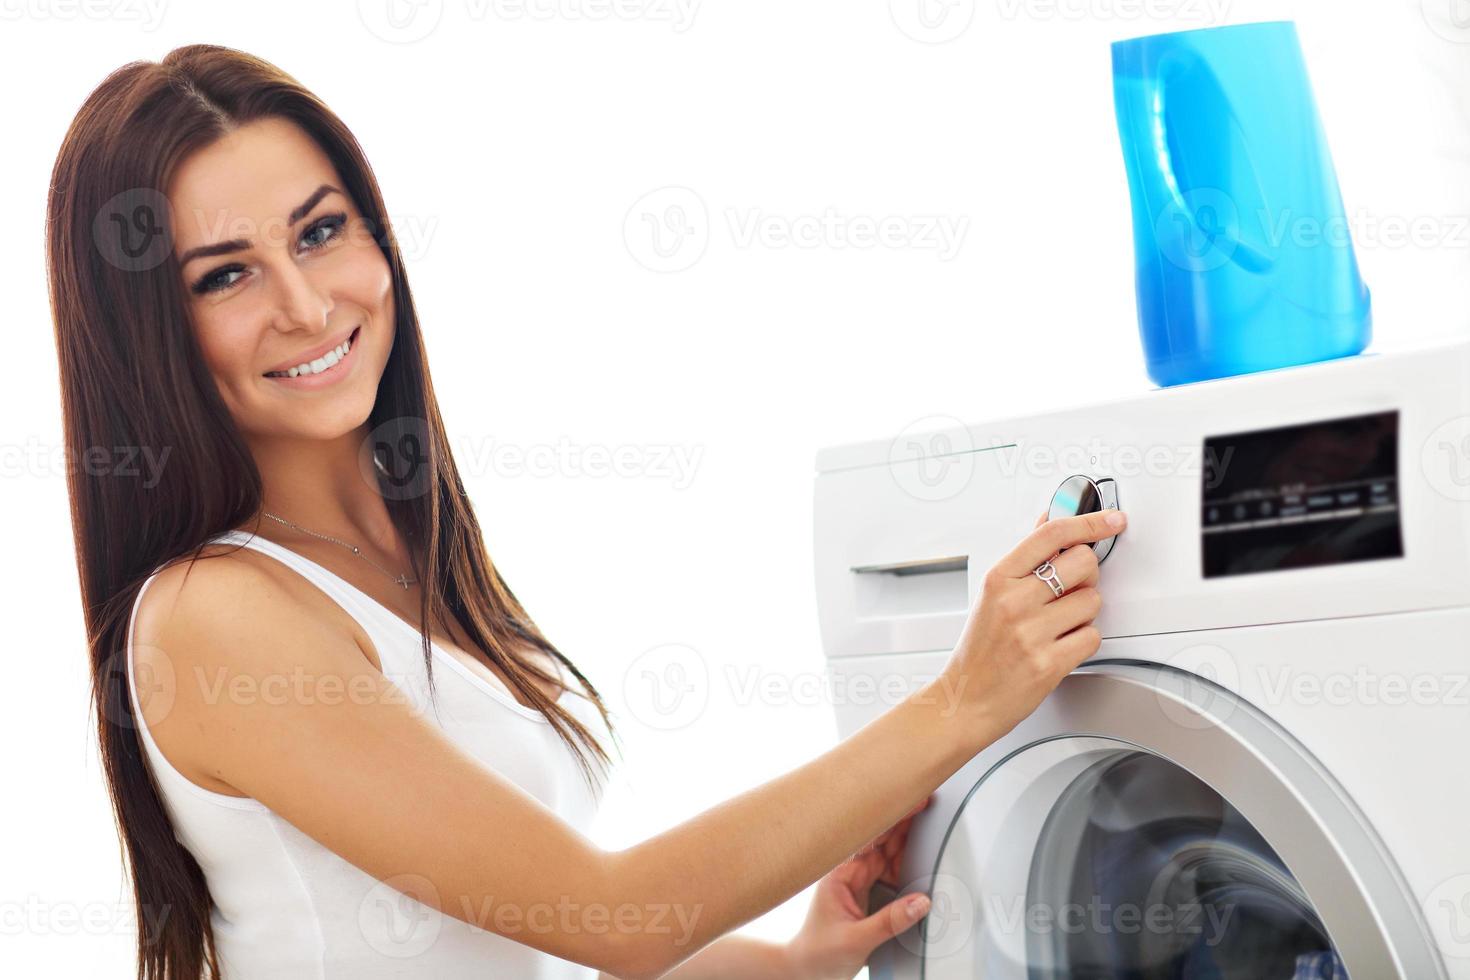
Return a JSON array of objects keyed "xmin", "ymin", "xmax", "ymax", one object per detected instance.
[
  {"xmin": 134, "ymin": 540, "xmax": 364, "ymax": 658},
  {"xmin": 133, "ymin": 542, "xmax": 272, "ymax": 640}
]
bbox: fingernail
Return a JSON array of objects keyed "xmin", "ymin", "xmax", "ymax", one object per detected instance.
[
  {"xmin": 907, "ymin": 895, "xmax": 930, "ymax": 918},
  {"xmin": 1104, "ymin": 510, "xmax": 1126, "ymax": 529}
]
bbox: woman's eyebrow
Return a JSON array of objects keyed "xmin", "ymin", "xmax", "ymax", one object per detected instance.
[{"xmin": 177, "ymin": 183, "xmax": 343, "ymax": 267}]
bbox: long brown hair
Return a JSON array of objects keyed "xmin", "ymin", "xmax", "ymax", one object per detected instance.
[{"xmin": 46, "ymin": 43, "xmax": 618, "ymax": 980}]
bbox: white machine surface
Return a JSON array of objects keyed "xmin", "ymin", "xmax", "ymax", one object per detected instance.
[{"xmin": 813, "ymin": 338, "xmax": 1470, "ymax": 979}]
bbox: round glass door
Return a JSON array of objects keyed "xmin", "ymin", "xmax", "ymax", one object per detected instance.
[{"xmin": 919, "ymin": 738, "xmax": 1347, "ymax": 979}]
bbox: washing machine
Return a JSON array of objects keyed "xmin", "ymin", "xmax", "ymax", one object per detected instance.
[{"xmin": 812, "ymin": 338, "xmax": 1470, "ymax": 979}]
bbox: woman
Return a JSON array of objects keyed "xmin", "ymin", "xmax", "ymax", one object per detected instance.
[{"xmin": 48, "ymin": 44, "xmax": 1123, "ymax": 980}]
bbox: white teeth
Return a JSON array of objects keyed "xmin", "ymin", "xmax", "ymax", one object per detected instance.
[{"xmin": 267, "ymin": 333, "xmax": 353, "ymax": 378}]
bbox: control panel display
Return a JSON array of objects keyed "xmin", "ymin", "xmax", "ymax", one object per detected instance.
[{"xmin": 1202, "ymin": 411, "xmax": 1403, "ymax": 578}]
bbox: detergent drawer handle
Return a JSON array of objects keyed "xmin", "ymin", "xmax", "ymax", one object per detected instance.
[{"xmin": 849, "ymin": 555, "xmax": 968, "ymax": 577}]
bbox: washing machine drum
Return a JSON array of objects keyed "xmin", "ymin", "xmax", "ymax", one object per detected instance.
[{"xmin": 1023, "ymin": 751, "xmax": 1346, "ymax": 980}]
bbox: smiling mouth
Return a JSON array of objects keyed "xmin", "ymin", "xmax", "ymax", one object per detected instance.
[{"xmin": 263, "ymin": 325, "xmax": 361, "ymax": 378}]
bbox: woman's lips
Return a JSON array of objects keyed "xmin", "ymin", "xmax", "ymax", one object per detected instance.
[{"xmin": 262, "ymin": 325, "xmax": 361, "ymax": 390}]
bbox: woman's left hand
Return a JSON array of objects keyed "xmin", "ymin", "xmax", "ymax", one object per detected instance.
[{"xmin": 781, "ymin": 795, "xmax": 933, "ymax": 980}]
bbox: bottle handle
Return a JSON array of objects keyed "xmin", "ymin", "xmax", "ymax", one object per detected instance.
[{"xmin": 1148, "ymin": 53, "xmax": 1275, "ymax": 275}]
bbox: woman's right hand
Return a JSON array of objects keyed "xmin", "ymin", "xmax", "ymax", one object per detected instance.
[{"xmin": 939, "ymin": 508, "xmax": 1127, "ymax": 750}]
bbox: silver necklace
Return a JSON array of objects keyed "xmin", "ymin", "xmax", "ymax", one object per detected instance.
[{"xmin": 261, "ymin": 511, "xmax": 419, "ymax": 590}]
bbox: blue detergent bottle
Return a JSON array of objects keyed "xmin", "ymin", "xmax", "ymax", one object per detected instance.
[{"xmin": 1111, "ymin": 21, "xmax": 1372, "ymax": 387}]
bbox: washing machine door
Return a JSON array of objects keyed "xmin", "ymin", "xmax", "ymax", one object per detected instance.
[{"xmin": 871, "ymin": 662, "xmax": 1443, "ymax": 980}]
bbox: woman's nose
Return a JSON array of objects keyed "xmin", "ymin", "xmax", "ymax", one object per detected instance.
[{"xmin": 267, "ymin": 256, "xmax": 333, "ymax": 333}]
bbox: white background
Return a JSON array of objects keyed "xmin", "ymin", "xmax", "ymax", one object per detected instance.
[{"xmin": 3, "ymin": 0, "xmax": 1467, "ymax": 975}]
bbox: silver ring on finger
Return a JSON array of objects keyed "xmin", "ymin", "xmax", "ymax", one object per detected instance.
[{"xmin": 1032, "ymin": 559, "xmax": 1065, "ymax": 599}]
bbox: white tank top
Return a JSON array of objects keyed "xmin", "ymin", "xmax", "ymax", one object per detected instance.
[{"xmin": 125, "ymin": 528, "xmax": 609, "ymax": 979}]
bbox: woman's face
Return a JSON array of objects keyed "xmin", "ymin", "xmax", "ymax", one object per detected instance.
[{"xmin": 167, "ymin": 116, "xmax": 394, "ymax": 440}]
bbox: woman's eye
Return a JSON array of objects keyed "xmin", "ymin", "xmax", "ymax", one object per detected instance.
[
  {"xmin": 190, "ymin": 213, "xmax": 348, "ymax": 296},
  {"xmin": 193, "ymin": 265, "xmax": 245, "ymax": 295},
  {"xmin": 300, "ymin": 213, "xmax": 347, "ymax": 251}
]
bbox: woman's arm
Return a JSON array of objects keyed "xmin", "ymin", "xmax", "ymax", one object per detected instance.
[
  {"xmin": 601, "ymin": 793, "xmax": 933, "ymax": 980},
  {"xmin": 599, "ymin": 935, "xmax": 794, "ymax": 980},
  {"xmin": 134, "ymin": 510, "xmax": 1119, "ymax": 979}
]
